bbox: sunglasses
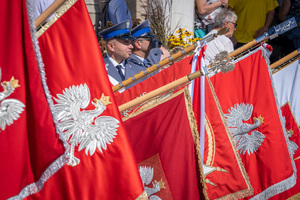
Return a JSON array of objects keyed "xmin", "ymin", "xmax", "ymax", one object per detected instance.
[
  {"xmin": 228, "ymin": 21, "xmax": 237, "ymax": 28},
  {"xmin": 137, "ymin": 38, "xmax": 152, "ymax": 42}
]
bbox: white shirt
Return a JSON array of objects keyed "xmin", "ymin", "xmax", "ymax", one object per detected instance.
[
  {"xmin": 107, "ymin": 54, "xmax": 126, "ymax": 74},
  {"xmin": 33, "ymin": 0, "xmax": 55, "ymax": 20},
  {"xmin": 204, "ymin": 29, "xmax": 234, "ymax": 65}
]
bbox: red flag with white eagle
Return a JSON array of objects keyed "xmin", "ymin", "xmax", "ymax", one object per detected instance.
[
  {"xmin": 270, "ymin": 57, "xmax": 300, "ymax": 199},
  {"xmin": 115, "ymin": 42, "xmax": 252, "ymax": 199},
  {"xmin": 210, "ymin": 46, "xmax": 296, "ymax": 199},
  {"xmin": 123, "ymin": 89, "xmax": 206, "ymax": 200},
  {"xmin": 28, "ymin": 0, "xmax": 145, "ymax": 199},
  {"xmin": 0, "ymin": 0, "xmax": 66, "ymax": 199}
]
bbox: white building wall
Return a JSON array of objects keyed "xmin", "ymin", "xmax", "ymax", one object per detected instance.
[{"xmin": 170, "ymin": 0, "xmax": 195, "ymax": 35}]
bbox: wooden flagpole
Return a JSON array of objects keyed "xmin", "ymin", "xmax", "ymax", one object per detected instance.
[
  {"xmin": 34, "ymin": 0, "xmax": 65, "ymax": 28},
  {"xmin": 112, "ymin": 28, "xmax": 229, "ymax": 92},
  {"xmin": 270, "ymin": 48, "xmax": 300, "ymax": 69},
  {"xmin": 118, "ymin": 70, "xmax": 202, "ymax": 112}
]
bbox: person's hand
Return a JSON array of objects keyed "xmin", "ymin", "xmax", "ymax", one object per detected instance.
[
  {"xmin": 253, "ymin": 27, "xmax": 268, "ymax": 39},
  {"xmin": 220, "ymin": 0, "xmax": 228, "ymax": 7}
]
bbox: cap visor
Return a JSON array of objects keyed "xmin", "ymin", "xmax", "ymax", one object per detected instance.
[{"xmin": 116, "ymin": 35, "xmax": 135, "ymax": 40}]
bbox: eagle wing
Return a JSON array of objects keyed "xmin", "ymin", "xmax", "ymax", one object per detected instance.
[
  {"xmin": 53, "ymin": 83, "xmax": 91, "ymax": 142},
  {"xmin": 0, "ymin": 99, "xmax": 25, "ymax": 131},
  {"xmin": 53, "ymin": 83, "xmax": 90, "ymax": 122},
  {"xmin": 238, "ymin": 131, "xmax": 265, "ymax": 155},
  {"xmin": 139, "ymin": 166, "xmax": 154, "ymax": 185},
  {"xmin": 78, "ymin": 116, "xmax": 119, "ymax": 156},
  {"xmin": 224, "ymin": 103, "xmax": 253, "ymax": 128}
]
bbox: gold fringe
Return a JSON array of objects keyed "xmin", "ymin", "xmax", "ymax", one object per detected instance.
[
  {"xmin": 183, "ymin": 88, "xmax": 209, "ymax": 200},
  {"xmin": 123, "ymin": 88, "xmax": 209, "ymax": 199},
  {"xmin": 206, "ymin": 77, "xmax": 254, "ymax": 199},
  {"xmin": 36, "ymin": 0, "xmax": 77, "ymax": 38},
  {"xmin": 287, "ymin": 192, "xmax": 300, "ymax": 200}
]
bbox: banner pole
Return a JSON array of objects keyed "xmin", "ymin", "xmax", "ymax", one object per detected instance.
[
  {"xmin": 112, "ymin": 28, "xmax": 229, "ymax": 92},
  {"xmin": 34, "ymin": 0, "xmax": 65, "ymax": 28},
  {"xmin": 270, "ymin": 48, "xmax": 300, "ymax": 69},
  {"xmin": 118, "ymin": 70, "xmax": 202, "ymax": 112}
]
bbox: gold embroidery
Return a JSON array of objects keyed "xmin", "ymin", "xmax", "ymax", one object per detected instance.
[
  {"xmin": 204, "ymin": 115, "xmax": 215, "ymax": 166},
  {"xmin": 2, "ymin": 77, "xmax": 20, "ymax": 89},
  {"xmin": 99, "ymin": 93, "xmax": 112, "ymax": 106},
  {"xmin": 155, "ymin": 179, "xmax": 166, "ymax": 189},
  {"xmin": 206, "ymin": 76, "xmax": 254, "ymax": 199},
  {"xmin": 37, "ymin": 0, "xmax": 77, "ymax": 38},
  {"xmin": 253, "ymin": 115, "xmax": 264, "ymax": 124},
  {"xmin": 288, "ymin": 128, "xmax": 295, "ymax": 136},
  {"xmin": 123, "ymin": 88, "xmax": 209, "ymax": 200},
  {"xmin": 135, "ymin": 191, "xmax": 148, "ymax": 200}
]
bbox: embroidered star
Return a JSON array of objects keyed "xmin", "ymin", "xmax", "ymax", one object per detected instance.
[
  {"xmin": 100, "ymin": 93, "xmax": 112, "ymax": 106},
  {"xmin": 2, "ymin": 77, "xmax": 20, "ymax": 91},
  {"xmin": 157, "ymin": 179, "xmax": 166, "ymax": 189},
  {"xmin": 253, "ymin": 115, "xmax": 264, "ymax": 124},
  {"xmin": 10, "ymin": 77, "xmax": 20, "ymax": 89}
]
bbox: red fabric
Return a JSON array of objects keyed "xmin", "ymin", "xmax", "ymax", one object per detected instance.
[
  {"xmin": 270, "ymin": 103, "xmax": 300, "ymax": 199},
  {"xmin": 124, "ymin": 93, "xmax": 203, "ymax": 199},
  {"xmin": 117, "ymin": 49, "xmax": 252, "ymax": 198},
  {"xmin": 137, "ymin": 154, "xmax": 174, "ymax": 199},
  {"xmin": 210, "ymin": 49, "xmax": 294, "ymax": 199},
  {"xmin": 114, "ymin": 56, "xmax": 193, "ymax": 106},
  {"xmin": 0, "ymin": 0, "xmax": 65, "ymax": 199},
  {"xmin": 29, "ymin": 0, "xmax": 144, "ymax": 199},
  {"xmin": 204, "ymin": 77, "xmax": 251, "ymax": 199}
]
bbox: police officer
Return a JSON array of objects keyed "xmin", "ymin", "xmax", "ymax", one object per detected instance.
[
  {"xmin": 128, "ymin": 20, "xmax": 168, "ymax": 69},
  {"xmin": 99, "ymin": 20, "xmax": 147, "ymax": 87}
]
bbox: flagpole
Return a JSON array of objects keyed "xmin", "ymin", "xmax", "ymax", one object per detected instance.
[
  {"xmin": 270, "ymin": 48, "xmax": 300, "ymax": 69},
  {"xmin": 229, "ymin": 18, "xmax": 297, "ymax": 58},
  {"xmin": 228, "ymin": 40, "xmax": 258, "ymax": 58},
  {"xmin": 118, "ymin": 70, "xmax": 203, "ymax": 112},
  {"xmin": 34, "ymin": 0, "xmax": 65, "ymax": 28},
  {"xmin": 113, "ymin": 44, "xmax": 196, "ymax": 92},
  {"xmin": 112, "ymin": 28, "xmax": 229, "ymax": 92}
]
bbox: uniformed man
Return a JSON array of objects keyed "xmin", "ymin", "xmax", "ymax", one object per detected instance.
[
  {"xmin": 99, "ymin": 20, "xmax": 147, "ymax": 87},
  {"xmin": 128, "ymin": 20, "xmax": 169, "ymax": 69}
]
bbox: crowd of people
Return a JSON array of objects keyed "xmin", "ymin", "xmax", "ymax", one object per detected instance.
[
  {"xmin": 97, "ymin": 0, "xmax": 299, "ymax": 87},
  {"xmin": 33, "ymin": 0, "xmax": 300, "ymax": 88}
]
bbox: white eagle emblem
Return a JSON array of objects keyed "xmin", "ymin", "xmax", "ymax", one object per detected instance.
[
  {"xmin": 0, "ymin": 71, "xmax": 25, "ymax": 131},
  {"xmin": 139, "ymin": 166, "xmax": 165, "ymax": 200},
  {"xmin": 53, "ymin": 83, "xmax": 119, "ymax": 166},
  {"xmin": 224, "ymin": 103, "xmax": 265, "ymax": 155}
]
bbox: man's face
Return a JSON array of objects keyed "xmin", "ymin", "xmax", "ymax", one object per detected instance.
[
  {"xmin": 108, "ymin": 38, "xmax": 133, "ymax": 62},
  {"xmin": 138, "ymin": 38, "xmax": 151, "ymax": 52},
  {"xmin": 133, "ymin": 37, "xmax": 152, "ymax": 58}
]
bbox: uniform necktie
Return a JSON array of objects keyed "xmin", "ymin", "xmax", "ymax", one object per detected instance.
[{"xmin": 116, "ymin": 65, "xmax": 125, "ymax": 81}]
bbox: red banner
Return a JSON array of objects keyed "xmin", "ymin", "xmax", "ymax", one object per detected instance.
[
  {"xmin": 114, "ymin": 56, "xmax": 193, "ymax": 106},
  {"xmin": 0, "ymin": 0, "xmax": 65, "ymax": 199},
  {"xmin": 203, "ymin": 77, "xmax": 252, "ymax": 199},
  {"xmin": 116, "ymin": 47, "xmax": 252, "ymax": 199},
  {"xmin": 28, "ymin": 0, "xmax": 144, "ymax": 199},
  {"xmin": 123, "ymin": 90, "xmax": 205, "ymax": 199},
  {"xmin": 269, "ymin": 105, "xmax": 300, "ymax": 200},
  {"xmin": 210, "ymin": 48, "xmax": 296, "ymax": 199}
]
